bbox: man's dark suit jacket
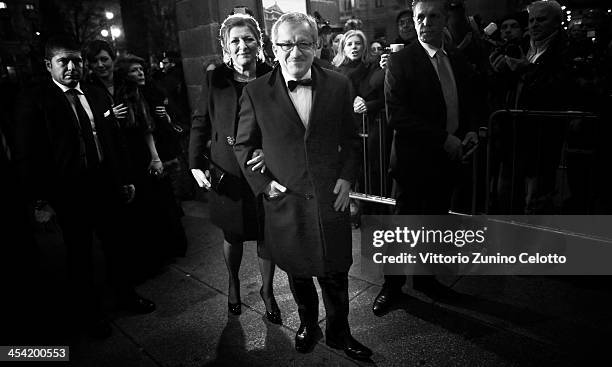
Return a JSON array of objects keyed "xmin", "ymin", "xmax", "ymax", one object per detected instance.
[
  {"xmin": 13, "ymin": 80, "xmax": 129, "ymax": 204},
  {"xmin": 385, "ymin": 41, "xmax": 479, "ymax": 184},
  {"xmin": 234, "ymin": 64, "xmax": 360, "ymax": 277}
]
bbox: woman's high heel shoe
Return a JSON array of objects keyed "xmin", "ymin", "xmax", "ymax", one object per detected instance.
[
  {"xmin": 228, "ymin": 301, "xmax": 241, "ymax": 315},
  {"xmin": 260, "ymin": 286, "xmax": 282, "ymax": 324}
]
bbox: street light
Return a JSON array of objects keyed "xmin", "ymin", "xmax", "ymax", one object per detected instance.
[
  {"xmin": 101, "ymin": 29, "xmax": 109, "ymax": 37},
  {"xmin": 110, "ymin": 26, "xmax": 121, "ymax": 40},
  {"xmin": 105, "ymin": 11, "xmax": 114, "ymax": 20}
]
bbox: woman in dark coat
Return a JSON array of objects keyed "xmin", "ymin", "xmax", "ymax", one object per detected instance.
[
  {"xmin": 189, "ymin": 13, "xmax": 280, "ymax": 323},
  {"xmin": 333, "ymin": 30, "xmax": 385, "ymax": 118},
  {"xmin": 82, "ymin": 40, "xmax": 129, "ymax": 121},
  {"xmin": 114, "ymin": 54, "xmax": 188, "ymax": 279}
]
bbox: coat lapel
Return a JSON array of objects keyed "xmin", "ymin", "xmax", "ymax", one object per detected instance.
[
  {"xmin": 48, "ymin": 81, "xmax": 81, "ymax": 131},
  {"xmin": 211, "ymin": 65, "xmax": 238, "ymax": 137},
  {"xmin": 305, "ymin": 65, "xmax": 328, "ymax": 140},
  {"xmin": 447, "ymin": 49, "xmax": 468, "ymax": 124},
  {"xmin": 415, "ymin": 43, "xmax": 445, "ymax": 104},
  {"xmin": 266, "ymin": 66, "xmax": 306, "ymax": 133}
]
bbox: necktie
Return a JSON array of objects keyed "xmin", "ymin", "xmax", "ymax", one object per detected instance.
[
  {"xmin": 287, "ymin": 78, "xmax": 313, "ymax": 92},
  {"xmin": 66, "ymin": 89, "xmax": 99, "ymax": 168},
  {"xmin": 435, "ymin": 52, "xmax": 459, "ymax": 134}
]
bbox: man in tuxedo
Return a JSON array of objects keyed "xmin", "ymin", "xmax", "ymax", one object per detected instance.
[
  {"xmin": 234, "ymin": 12, "xmax": 372, "ymax": 361},
  {"xmin": 13, "ymin": 36, "xmax": 155, "ymax": 337},
  {"xmin": 372, "ymin": 0, "xmax": 480, "ymax": 315}
]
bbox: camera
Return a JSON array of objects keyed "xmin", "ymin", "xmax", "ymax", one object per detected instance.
[
  {"xmin": 495, "ymin": 40, "xmax": 522, "ymax": 59},
  {"xmin": 502, "ymin": 43, "xmax": 522, "ymax": 59}
]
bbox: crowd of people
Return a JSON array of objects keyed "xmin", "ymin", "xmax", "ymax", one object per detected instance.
[
  {"xmin": 1, "ymin": 0, "xmax": 610, "ymax": 362},
  {"xmin": 314, "ymin": 0, "xmax": 610, "ymax": 216},
  {"xmin": 3, "ymin": 36, "xmax": 190, "ymax": 340}
]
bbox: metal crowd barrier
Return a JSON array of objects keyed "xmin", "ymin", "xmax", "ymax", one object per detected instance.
[
  {"xmin": 349, "ymin": 111, "xmax": 485, "ymax": 212},
  {"xmin": 350, "ymin": 111, "xmax": 395, "ymax": 206},
  {"xmin": 483, "ymin": 109, "xmax": 599, "ymax": 214}
]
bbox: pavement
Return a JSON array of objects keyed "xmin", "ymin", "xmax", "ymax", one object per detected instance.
[{"xmin": 20, "ymin": 199, "xmax": 612, "ymax": 366}]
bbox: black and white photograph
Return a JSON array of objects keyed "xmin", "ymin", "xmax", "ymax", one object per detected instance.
[{"xmin": 1, "ymin": 0, "xmax": 611, "ymax": 366}]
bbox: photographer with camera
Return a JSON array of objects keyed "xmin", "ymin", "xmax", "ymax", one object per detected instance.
[
  {"xmin": 490, "ymin": 1, "xmax": 577, "ymax": 214},
  {"xmin": 379, "ymin": 9, "xmax": 417, "ymax": 70},
  {"xmin": 487, "ymin": 13, "xmax": 529, "ymax": 76}
]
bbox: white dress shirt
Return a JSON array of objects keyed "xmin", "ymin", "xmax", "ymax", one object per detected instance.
[{"xmin": 281, "ymin": 68, "xmax": 313, "ymax": 128}]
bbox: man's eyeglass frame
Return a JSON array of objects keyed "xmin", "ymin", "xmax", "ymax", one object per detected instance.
[{"xmin": 274, "ymin": 42, "xmax": 315, "ymax": 52}]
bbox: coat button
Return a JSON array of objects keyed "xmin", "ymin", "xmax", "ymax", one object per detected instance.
[{"xmin": 226, "ymin": 136, "xmax": 235, "ymax": 146}]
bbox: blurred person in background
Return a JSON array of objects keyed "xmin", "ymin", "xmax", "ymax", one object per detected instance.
[
  {"xmin": 380, "ymin": 9, "xmax": 417, "ymax": 71},
  {"xmin": 370, "ymin": 41, "xmax": 385, "ymax": 64},
  {"xmin": 114, "ymin": 54, "xmax": 188, "ymax": 279},
  {"xmin": 83, "ymin": 40, "xmax": 128, "ymax": 120}
]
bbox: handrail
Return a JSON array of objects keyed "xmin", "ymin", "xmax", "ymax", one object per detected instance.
[{"xmin": 349, "ymin": 192, "xmax": 396, "ymax": 206}]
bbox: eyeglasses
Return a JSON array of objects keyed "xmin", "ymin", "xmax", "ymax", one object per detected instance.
[{"xmin": 275, "ymin": 42, "xmax": 315, "ymax": 52}]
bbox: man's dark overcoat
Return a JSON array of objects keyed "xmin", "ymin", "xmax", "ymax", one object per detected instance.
[{"xmin": 234, "ymin": 64, "xmax": 360, "ymax": 277}]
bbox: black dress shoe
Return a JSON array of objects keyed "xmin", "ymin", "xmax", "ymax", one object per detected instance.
[
  {"xmin": 372, "ymin": 286, "xmax": 400, "ymax": 316},
  {"xmin": 120, "ymin": 295, "xmax": 156, "ymax": 314},
  {"xmin": 295, "ymin": 324, "xmax": 318, "ymax": 353},
  {"xmin": 260, "ymin": 286, "xmax": 282, "ymax": 325},
  {"xmin": 326, "ymin": 332, "xmax": 373, "ymax": 361},
  {"xmin": 228, "ymin": 301, "xmax": 241, "ymax": 315}
]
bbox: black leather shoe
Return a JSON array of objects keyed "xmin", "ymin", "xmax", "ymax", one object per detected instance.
[
  {"xmin": 120, "ymin": 295, "xmax": 156, "ymax": 314},
  {"xmin": 372, "ymin": 286, "xmax": 400, "ymax": 316},
  {"xmin": 260, "ymin": 286, "xmax": 282, "ymax": 325},
  {"xmin": 295, "ymin": 324, "xmax": 318, "ymax": 353},
  {"xmin": 228, "ymin": 302, "xmax": 241, "ymax": 315},
  {"xmin": 326, "ymin": 332, "xmax": 373, "ymax": 361}
]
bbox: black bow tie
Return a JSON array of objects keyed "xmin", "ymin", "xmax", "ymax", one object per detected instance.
[{"xmin": 287, "ymin": 78, "xmax": 313, "ymax": 91}]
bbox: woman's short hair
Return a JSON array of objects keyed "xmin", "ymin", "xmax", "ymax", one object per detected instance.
[
  {"xmin": 82, "ymin": 39, "xmax": 116, "ymax": 62},
  {"xmin": 332, "ymin": 29, "xmax": 369, "ymax": 67},
  {"xmin": 219, "ymin": 13, "xmax": 264, "ymax": 63},
  {"xmin": 114, "ymin": 54, "xmax": 145, "ymax": 82}
]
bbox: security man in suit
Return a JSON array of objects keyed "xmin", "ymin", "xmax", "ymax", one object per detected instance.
[
  {"xmin": 13, "ymin": 36, "xmax": 155, "ymax": 338},
  {"xmin": 373, "ymin": 0, "xmax": 480, "ymax": 315}
]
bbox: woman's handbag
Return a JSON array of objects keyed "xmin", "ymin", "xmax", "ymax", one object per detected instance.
[{"xmin": 203, "ymin": 154, "xmax": 241, "ymax": 201}]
